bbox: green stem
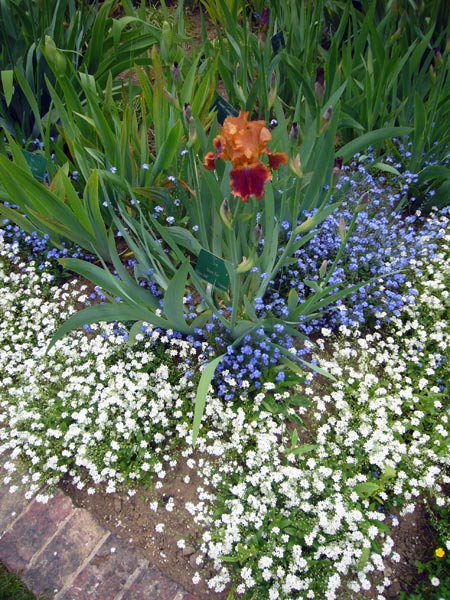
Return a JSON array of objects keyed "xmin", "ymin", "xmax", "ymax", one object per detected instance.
[
  {"xmin": 242, "ymin": 0, "xmax": 248, "ymax": 98},
  {"xmin": 321, "ymin": 207, "xmax": 360, "ymax": 288},
  {"xmin": 226, "ymin": 210, "xmax": 242, "ymax": 332},
  {"xmin": 257, "ymin": 227, "xmax": 295, "ymax": 300}
]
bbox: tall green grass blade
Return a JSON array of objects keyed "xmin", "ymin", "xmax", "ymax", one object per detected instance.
[
  {"xmin": 60, "ymin": 257, "xmax": 129, "ymax": 300},
  {"xmin": 57, "ymin": 170, "xmax": 94, "ymax": 233},
  {"xmin": 167, "ymin": 227, "xmax": 203, "ymax": 255},
  {"xmin": 81, "ymin": 0, "xmax": 111, "ymax": 73},
  {"xmin": 0, "ymin": 201, "xmax": 53, "ymax": 240}
]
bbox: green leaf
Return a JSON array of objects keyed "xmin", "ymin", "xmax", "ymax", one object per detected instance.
[
  {"xmin": 47, "ymin": 302, "xmax": 167, "ymax": 352},
  {"xmin": 357, "ymin": 547, "xmax": 371, "ymax": 572},
  {"xmin": 289, "ymin": 414, "xmax": 305, "ymax": 428},
  {"xmin": 3, "ymin": 136, "xmax": 37, "ymax": 169},
  {"xmin": 59, "ymin": 258, "xmax": 124, "ymax": 300},
  {"xmin": 290, "ymin": 428, "xmax": 299, "ymax": 449},
  {"xmin": 80, "ymin": 0, "xmax": 112, "ymax": 73},
  {"xmin": 418, "ymin": 165, "xmax": 450, "ymax": 183},
  {"xmin": 105, "ymin": 232, "xmax": 160, "ymax": 307},
  {"xmin": 288, "ymin": 396, "xmax": 311, "ymax": 407},
  {"xmin": 287, "ymin": 288, "xmax": 299, "ymax": 315},
  {"xmin": 0, "ymin": 201, "xmax": 54, "ymax": 241},
  {"xmin": 413, "ymin": 92, "xmax": 426, "ymax": 143},
  {"xmin": 339, "ymin": 115, "xmax": 365, "ymax": 131},
  {"xmin": 261, "ymin": 397, "xmax": 284, "ymax": 415},
  {"xmin": 22, "ymin": 151, "xmax": 48, "ymax": 182},
  {"xmin": 149, "ymin": 120, "xmax": 183, "ymax": 185},
  {"xmin": 191, "ymin": 59, "xmax": 216, "ymax": 117},
  {"xmin": 305, "ymin": 269, "xmax": 401, "ymax": 316},
  {"xmin": 58, "ymin": 170, "xmax": 93, "ymax": 232},
  {"xmin": 232, "ymin": 319, "xmax": 257, "ymax": 340},
  {"xmin": 380, "ymin": 465, "xmax": 396, "ymax": 482},
  {"xmin": 276, "ymin": 347, "xmax": 336, "ymax": 381},
  {"xmin": 304, "ymin": 279, "xmax": 322, "ymax": 293},
  {"xmin": 290, "ymin": 443, "xmax": 318, "ymax": 456},
  {"xmin": 371, "ymin": 162, "xmax": 401, "ymax": 176},
  {"xmin": 163, "ymin": 262, "xmax": 193, "ymax": 335},
  {"xmin": 127, "ymin": 320, "xmax": 145, "ymax": 346},
  {"xmin": 293, "ymin": 202, "xmax": 341, "ymax": 237},
  {"xmin": 181, "ymin": 52, "xmax": 201, "ymax": 104},
  {"xmin": 338, "ymin": 127, "xmax": 413, "ymax": 162},
  {"xmin": 219, "ymin": 554, "xmax": 241, "ymax": 564},
  {"xmin": 83, "ymin": 170, "xmax": 110, "ymax": 259},
  {"xmin": 354, "ymin": 482, "xmax": 381, "ymax": 497},
  {"xmin": 1, "ymin": 70, "xmax": 14, "ymax": 106},
  {"xmin": 13, "ymin": 65, "xmax": 44, "ymax": 139},
  {"xmin": 192, "ymin": 354, "xmax": 225, "ymax": 446},
  {"xmin": 191, "ymin": 310, "xmax": 213, "ymax": 330},
  {"xmin": 167, "ymin": 227, "xmax": 203, "ymax": 256},
  {"xmin": 81, "ymin": 85, "xmax": 117, "ymax": 156},
  {"xmin": 243, "ymin": 296, "xmax": 258, "ymax": 322},
  {"xmin": 131, "ymin": 187, "xmax": 170, "ymax": 203},
  {"xmin": 0, "ymin": 154, "xmax": 97, "ymax": 252}
]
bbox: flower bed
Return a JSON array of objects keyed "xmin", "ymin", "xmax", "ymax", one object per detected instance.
[
  {"xmin": 1, "ymin": 196, "xmax": 449, "ymax": 599},
  {"xmin": 0, "ymin": 2, "xmax": 449, "ymax": 598}
]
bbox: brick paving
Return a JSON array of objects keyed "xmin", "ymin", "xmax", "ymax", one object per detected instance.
[{"xmin": 0, "ymin": 465, "xmax": 197, "ymax": 600}]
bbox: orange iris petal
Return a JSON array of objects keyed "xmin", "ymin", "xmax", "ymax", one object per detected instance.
[
  {"xmin": 229, "ymin": 162, "xmax": 272, "ymax": 201},
  {"xmin": 220, "ymin": 111, "xmax": 273, "ymax": 169}
]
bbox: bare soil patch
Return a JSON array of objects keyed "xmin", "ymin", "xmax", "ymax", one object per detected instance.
[{"xmin": 60, "ymin": 455, "xmax": 229, "ymax": 600}]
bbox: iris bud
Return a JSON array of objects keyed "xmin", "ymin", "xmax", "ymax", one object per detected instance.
[
  {"xmin": 44, "ymin": 36, "xmax": 67, "ymax": 77},
  {"xmin": 220, "ymin": 198, "xmax": 233, "ymax": 228}
]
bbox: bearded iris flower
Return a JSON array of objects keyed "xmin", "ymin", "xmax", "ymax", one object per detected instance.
[{"xmin": 204, "ymin": 111, "xmax": 287, "ymax": 201}]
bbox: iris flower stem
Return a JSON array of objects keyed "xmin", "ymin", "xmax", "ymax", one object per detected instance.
[
  {"xmin": 320, "ymin": 206, "xmax": 360, "ymax": 288},
  {"xmin": 258, "ymin": 232, "xmax": 296, "ymax": 300},
  {"xmin": 227, "ymin": 203, "xmax": 244, "ymax": 333}
]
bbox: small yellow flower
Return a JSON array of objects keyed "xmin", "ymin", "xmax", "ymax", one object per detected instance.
[{"xmin": 435, "ymin": 547, "xmax": 445, "ymax": 558}]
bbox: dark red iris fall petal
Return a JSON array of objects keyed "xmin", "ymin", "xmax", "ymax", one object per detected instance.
[{"xmin": 229, "ymin": 162, "xmax": 272, "ymax": 201}]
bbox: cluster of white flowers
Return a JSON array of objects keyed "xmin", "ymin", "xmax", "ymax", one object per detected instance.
[
  {"xmin": 0, "ymin": 236, "xmax": 197, "ymax": 497},
  {"xmin": 187, "ymin": 212, "xmax": 450, "ymax": 599}
]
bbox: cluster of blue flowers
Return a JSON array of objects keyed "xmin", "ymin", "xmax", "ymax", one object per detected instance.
[
  {"xmin": 263, "ymin": 157, "xmax": 447, "ymax": 334},
  {"xmin": 0, "ymin": 215, "xmax": 93, "ymax": 274},
  {"xmin": 202, "ymin": 317, "xmax": 297, "ymax": 401}
]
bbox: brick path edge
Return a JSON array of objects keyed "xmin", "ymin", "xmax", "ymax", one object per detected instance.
[{"xmin": 0, "ymin": 461, "xmax": 197, "ymax": 600}]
